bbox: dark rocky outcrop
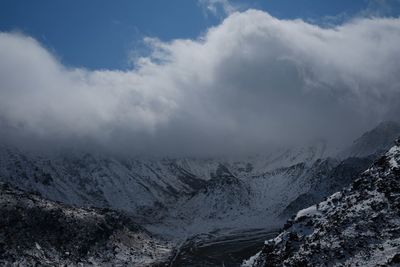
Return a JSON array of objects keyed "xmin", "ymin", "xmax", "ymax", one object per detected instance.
[
  {"xmin": 0, "ymin": 182, "xmax": 172, "ymax": 266},
  {"xmin": 247, "ymin": 139, "xmax": 400, "ymax": 267}
]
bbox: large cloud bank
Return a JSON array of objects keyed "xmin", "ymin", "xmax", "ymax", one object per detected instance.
[{"xmin": 1, "ymin": 10, "xmax": 400, "ymax": 156}]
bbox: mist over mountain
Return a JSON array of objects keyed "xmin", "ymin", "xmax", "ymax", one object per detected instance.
[{"xmin": 1, "ymin": 2, "xmax": 400, "ymax": 266}]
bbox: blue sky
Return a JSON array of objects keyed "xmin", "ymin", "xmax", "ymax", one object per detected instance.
[{"xmin": 0, "ymin": 0, "xmax": 399, "ymax": 70}]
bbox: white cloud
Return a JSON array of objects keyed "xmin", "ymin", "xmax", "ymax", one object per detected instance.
[
  {"xmin": 361, "ymin": 0, "xmax": 400, "ymax": 17},
  {"xmin": 198, "ymin": 0, "xmax": 237, "ymax": 17},
  {"xmin": 1, "ymin": 10, "xmax": 400, "ymax": 156}
]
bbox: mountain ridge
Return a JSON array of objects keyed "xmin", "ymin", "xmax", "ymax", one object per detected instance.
[
  {"xmin": 1, "ymin": 122, "xmax": 399, "ymax": 238},
  {"xmin": 244, "ymin": 138, "xmax": 400, "ymax": 266}
]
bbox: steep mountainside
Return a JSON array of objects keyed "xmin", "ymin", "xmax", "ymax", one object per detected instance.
[
  {"xmin": 281, "ymin": 121, "xmax": 400, "ymax": 218},
  {"xmin": 0, "ymin": 141, "xmax": 329, "ymax": 233},
  {"xmin": 0, "ymin": 183, "xmax": 172, "ymax": 266},
  {"xmin": 245, "ymin": 139, "xmax": 400, "ymax": 266},
  {"xmin": 0, "ymin": 143, "xmax": 324, "ymax": 209},
  {"xmin": 0, "ymin": 149, "xmax": 211, "ymax": 216},
  {"xmin": 1, "ymin": 122, "xmax": 399, "ymax": 238},
  {"xmin": 280, "ymin": 156, "xmax": 375, "ymax": 218},
  {"xmin": 342, "ymin": 121, "xmax": 400, "ymax": 158}
]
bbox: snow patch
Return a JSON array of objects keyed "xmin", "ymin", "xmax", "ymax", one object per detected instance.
[
  {"xmin": 242, "ymin": 252, "xmax": 261, "ymax": 267},
  {"xmin": 386, "ymin": 145, "xmax": 399, "ymax": 169},
  {"xmin": 295, "ymin": 205, "xmax": 320, "ymax": 220}
]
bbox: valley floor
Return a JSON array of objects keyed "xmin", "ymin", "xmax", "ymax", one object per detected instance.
[{"xmin": 168, "ymin": 228, "xmax": 278, "ymax": 267}]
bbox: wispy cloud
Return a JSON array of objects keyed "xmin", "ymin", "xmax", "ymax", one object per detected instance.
[
  {"xmin": 198, "ymin": 0, "xmax": 237, "ymax": 18},
  {"xmin": 361, "ymin": 0, "xmax": 400, "ymax": 17},
  {"xmin": 307, "ymin": 0, "xmax": 400, "ymax": 28}
]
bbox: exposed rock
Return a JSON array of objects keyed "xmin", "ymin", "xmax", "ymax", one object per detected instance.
[
  {"xmin": 246, "ymin": 139, "xmax": 400, "ymax": 267},
  {"xmin": 0, "ymin": 183, "xmax": 172, "ymax": 266}
]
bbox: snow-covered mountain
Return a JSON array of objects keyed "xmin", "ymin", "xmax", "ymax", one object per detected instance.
[
  {"xmin": 281, "ymin": 121, "xmax": 400, "ymax": 218},
  {"xmin": 150, "ymin": 122, "xmax": 400, "ymax": 237},
  {"xmin": 244, "ymin": 139, "xmax": 400, "ymax": 267},
  {"xmin": 0, "ymin": 122, "xmax": 399, "ymax": 238},
  {"xmin": 0, "ymin": 182, "xmax": 172, "ymax": 266},
  {"xmin": 0, "ymin": 148, "xmax": 215, "ymax": 217},
  {"xmin": 0, "ymin": 139, "xmax": 331, "ymax": 236}
]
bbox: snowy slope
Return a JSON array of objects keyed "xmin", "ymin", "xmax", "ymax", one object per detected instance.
[
  {"xmin": 0, "ymin": 182, "xmax": 172, "ymax": 266},
  {"xmin": 245, "ymin": 139, "xmax": 400, "ymax": 267},
  {"xmin": 0, "ymin": 140, "xmax": 328, "ymax": 220},
  {"xmin": 0, "ymin": 148, "xmax": 212, "ymax": 217},
  {"xmin": 281, "ymin": 121, "xmax": 400, "ymax": 219},
  {"xmin": 143, "ymin": 142, "xmax": 334, "ymax": 237},
  {"xmin": 1, "ymin": 122, "xmax": 399, "ymax": 239},
  {"xmin": 341, "ymin": 121, "xmax": 400, "ymax": 158}
]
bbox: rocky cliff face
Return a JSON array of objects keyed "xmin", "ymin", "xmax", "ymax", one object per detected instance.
[
  {"xmin": 0, "ymin": 183, "xmax": 172, "ymax": 266},
  {"xmin": 245, "ymin": 139, "xmax": 400, "ymax": 267}
]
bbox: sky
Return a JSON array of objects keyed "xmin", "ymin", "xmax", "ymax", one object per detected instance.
[
  {"xmin": 0, "ymin": 1, "xmax": 400, "ymax": 156},
  {"xmin": 1, "ymin": 0, "xmax": 399, "ymax": 70}
]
